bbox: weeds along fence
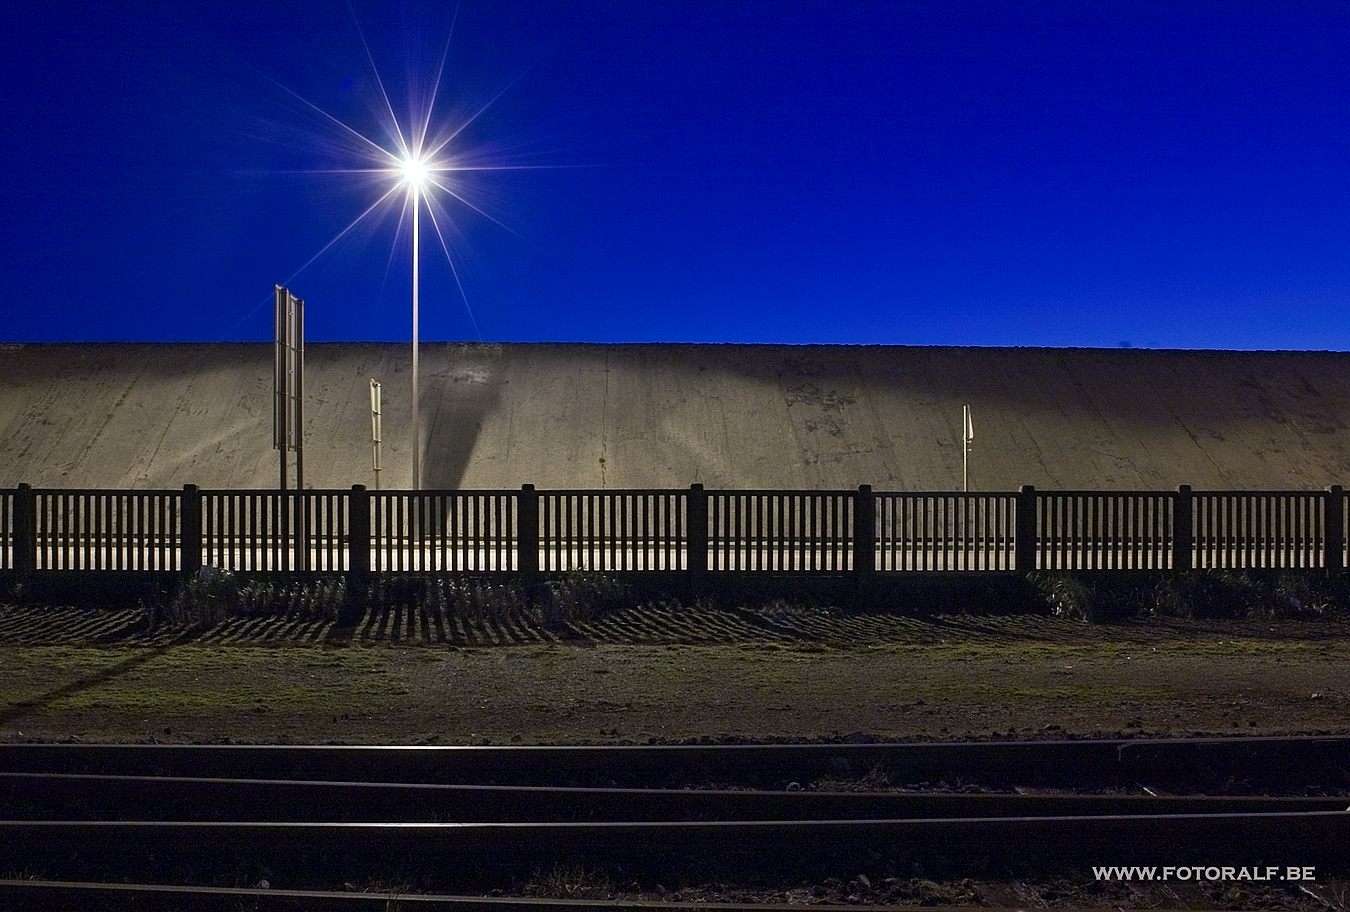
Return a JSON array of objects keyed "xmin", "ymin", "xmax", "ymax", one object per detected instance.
[{"xmin": 0, "ymin": 483, "xmax": 1346, "ymax": 582}]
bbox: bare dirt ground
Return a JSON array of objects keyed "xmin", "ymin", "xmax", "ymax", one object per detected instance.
[{"xmin": 1, "ymin": 603, "xmax": 1346, "ymax": 745}]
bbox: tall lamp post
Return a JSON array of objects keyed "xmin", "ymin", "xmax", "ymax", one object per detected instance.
[{"xmin": 401, "ymin": 158, "xmax": 427, "ymax": 490}]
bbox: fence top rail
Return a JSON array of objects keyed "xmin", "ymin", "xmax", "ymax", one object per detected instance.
[
  {"xmin": 29, "ymin": 488, "xmax": 183, "ymax": 497},
  {"xmin": 1190, "ymin": 489, "xmax": 1334, "ymax": 498},
  {"xmin": 1034, "ymin": 489, "xmax": 1341, "ymax": 497},
  {"xmin": 198, "ymin": 489, "xmax": 355, "ymax": 498},
  {"xmin": 370, "ymin": 489, "xmax": 521, "ymax": 499},
  {"xmin": 874, "ymin": 490, "xmax": 1019, "ymax": 499},
  {"xmin": 705, "ymin": 489, "xmax": 861, "ymax": 498},
  {"xmin": 15, "ymin": 485, "xmax": 1347, "ymax": 498},
  {"xmin": 1035, "ymin": 489, "xmax": 1175, "ymax": 498},
  {"xmin": 535, "ymin": 488, "xmax": 690, "ymax": 497}
]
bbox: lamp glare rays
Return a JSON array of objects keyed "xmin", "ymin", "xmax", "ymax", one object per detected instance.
[
  {"xmin": 347, "ymin": 4, "xmax": 410, "ymax": 161},
  {"xmin": 263, "ymin": 17, "xmax": 526, "ymax": 339},
  {"xmin": 211, "ymin": 5, "xmax": 546, "ymax": 390},
  {"xmin": 422, "ymin": 191, "xmax": 483, "ymax": 341},
  {"xmin": 417, "ymin": 6, "xmax": 460, "ymax": 152}
]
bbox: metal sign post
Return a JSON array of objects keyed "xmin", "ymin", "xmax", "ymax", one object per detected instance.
[
  {"xmin": 962, "ymin": 404, "xmax": 974, "ymax": 492},
  {"xmin": 274, "ymin": 285, "xmax": 306, "ymax": 571},
  {"xmin": 370, "ymin": 379, "xmax": 383, "ymax": 491},
  {"xmin": 273, "ymin": 285, "xmax": 305, "ymax": 491}
]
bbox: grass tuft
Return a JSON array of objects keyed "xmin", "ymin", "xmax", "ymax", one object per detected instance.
[
  {"xmin": 538, "ymin": 570, "xmax": 630, "ymax": 627},
  {"xmin": 1029, "ymin": 569, "xmax": 1350, "ymax": 622},
  {"xmin": 523, "ymin": 865, "xmax": 616, "ymax": 900},
  {"xmin": 144, "ymin": 568, "xmax": 345, "ymax": 630}
]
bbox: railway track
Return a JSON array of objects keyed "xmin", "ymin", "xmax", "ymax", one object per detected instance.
[
  {"xmin": 1, "ymin": 737, "xmax": 1346, "ymax": 910},
  {"xmin": 3, "ymin": 734, "xmax": 1347, "ymax": 788},
  {"xmin": 0, "ymin": 880, "xmax": 1207, "ymax": 912}
]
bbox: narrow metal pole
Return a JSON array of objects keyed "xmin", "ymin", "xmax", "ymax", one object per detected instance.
[
  {"xmin": 411, "ymin": 186, "xmax": 421, "ymax": 491},
  {"xmin": 962, "ymin": 404, "xmax": 972, "ymax": 493},
  {"xmin": 295, "ymin": 295, "xmax": 305, "ymax": 493},
  {"xmin": 370, "ymin": 380, "xmax": 383, "ymax": 492},
  {"xmin": 275, "ymin": 285, "xmax": 286, "ymax": 491}
]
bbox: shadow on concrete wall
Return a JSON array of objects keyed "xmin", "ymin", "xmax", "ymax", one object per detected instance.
[{"xmin": 421, "ymin": 344, "xmax": 505, "ymax": 492}]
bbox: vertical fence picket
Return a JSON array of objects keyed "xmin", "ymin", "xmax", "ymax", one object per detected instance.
[{"xmin": 181, "ymin": 486, "xmax": 200, "ymax": 576}]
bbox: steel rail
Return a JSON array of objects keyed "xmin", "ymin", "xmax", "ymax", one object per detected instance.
[
  {"xmin": 1, "ymin": 735, "xmax": 1345, "ymax": 789},
  {"xmin": 0, "ymin": 879, "xmax": 1124, "ymax": 912},
  {"xmin": 3, "ymin": 771, "xmax": 1346, "ymax": 822},
  {"xmin": 3, "ymin": 813, "xmax": 1348, "ymax": 873}
]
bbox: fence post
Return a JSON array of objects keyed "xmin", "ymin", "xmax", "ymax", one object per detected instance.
[
  {"xmin": 1173, "ymin": 485, "xmax": 1193, "ymax": 572},
  {"xmin": 687, "ymin": 484, "xmax": 708, "ymax": 592},
  {"xmin": 1325, "ymin": 485, "xmax": 1344, "ymax": 575},
  {"xmin": 296, "ymin": 489, "xmax": 309, "ymax": 574},
  {"xmin": 343, "ymin": 484, "xmax": 370, "ymax": 626},
  {"xmin": 14, "ymin": 484, "xmax": 36, "ymax": 584},
  {"xmin": 1015, "ymin": 485, "xmax": 1036, "ymax": 572},
  {"xmin": 181, "ymin": 484, "xmax": 202, "ymax": 577},
  {"xmin": 518, "ymin": 484, "xmax": 540, "ymax": 575},
  {"xmin": 854, "ymin": 484, "xmax": 876, "ymax": 576}
]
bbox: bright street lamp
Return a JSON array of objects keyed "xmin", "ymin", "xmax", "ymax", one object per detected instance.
[{"xmin": 400, "ymin": 157, "xmax": 428, "ymax": 189}]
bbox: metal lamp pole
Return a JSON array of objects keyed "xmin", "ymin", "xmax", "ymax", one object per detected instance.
[{"xmin": 411, "ymin": 184, "xmax": 421, "ymax": 491}]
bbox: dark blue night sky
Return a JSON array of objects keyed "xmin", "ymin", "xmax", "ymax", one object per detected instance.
[{"xmin": 3, "ymin": 1, "xmax": 1348, "ymax": 349}]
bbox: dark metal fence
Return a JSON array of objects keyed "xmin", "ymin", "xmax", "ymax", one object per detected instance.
[
  {"xmin": 199, "ymin": 490, "xmax": 349, "ymax": 574},
  {"xmin": 371, "ymin": 490, "xmax": 517, "ymax": 573},
  {"xmin": 1192, "ymin": 491, "xmax": 1327, "ymax": 570},
  {"xmin": 201, "ymin": 489, "xmax": 291, "ymax": 573},
  {"xmin": 877, "ymin": 492, "xmax": 1017, "ymax": 571},
  {"xmin": 1036, "ymin": 491, "xmax": 1173, "ymax": 571},
  {"xmin": 3, "ymin": 483, "xmax": 1346, "ymax": 580},
  {"xmin": 34, "ymin": 489, "xmax": 180, "ymax": 571},
  {"xmin": 709, "ymin": 491, "xmax": 854, "ymax": 571},
  {"xmin": 538, "ymin": 490, "xmax": 686, "ymax": 572}
]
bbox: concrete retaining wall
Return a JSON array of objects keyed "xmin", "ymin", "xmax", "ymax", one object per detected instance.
[{"xmin": 1, "ymin": 342, "xmax": 1346, "ymax": 490}]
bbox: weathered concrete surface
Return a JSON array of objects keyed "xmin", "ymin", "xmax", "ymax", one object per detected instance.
[{"xmin": 1, "ymin": 342, "xmax": 1347, "ymax": 490}]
